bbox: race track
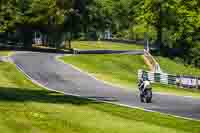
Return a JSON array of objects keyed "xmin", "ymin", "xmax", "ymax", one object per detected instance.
[{"xmin": 11, "ymin": 52, "xmax": 200, "ymax": 120}]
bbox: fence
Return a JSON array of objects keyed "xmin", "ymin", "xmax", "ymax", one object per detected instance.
[{"xmin": 138, "ymin": 69, "xmax": 200, "ymax": 89}]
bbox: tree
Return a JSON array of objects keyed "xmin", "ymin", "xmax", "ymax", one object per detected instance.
[{"xmin": 0, "ymin": 0, "xmax": 18, "ymax": 32}]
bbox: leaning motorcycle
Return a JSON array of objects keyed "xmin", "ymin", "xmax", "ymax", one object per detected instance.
[{"xmin": 138, "ymin": 80, "xmax": 152, "ymax": 103}]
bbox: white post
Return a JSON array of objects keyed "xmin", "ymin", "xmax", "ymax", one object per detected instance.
[
  {"xmin": 144, "ymin": 32, "xmax": 150, "ymax": 53},
  {"xmin": 147, "ymin": 38, "xmax": 150, "ymax": 53},
  {"xmin": 34, "ymin": 32, "xmax": 37, "ymax": 44}
]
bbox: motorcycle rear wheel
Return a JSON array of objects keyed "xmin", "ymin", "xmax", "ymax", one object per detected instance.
[{"xmin": 145, "ymin": 90, "xmax": 152, "ymax": 103}]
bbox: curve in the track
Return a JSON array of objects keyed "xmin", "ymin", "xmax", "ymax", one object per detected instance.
[{"xmin": 11, "ymin": 52, "xmax": 200, "ymax": 120}]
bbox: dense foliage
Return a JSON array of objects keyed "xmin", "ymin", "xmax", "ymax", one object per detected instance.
[{"xmin": 0, "ymin": 0, "xmax": 199, "ymax": 67}]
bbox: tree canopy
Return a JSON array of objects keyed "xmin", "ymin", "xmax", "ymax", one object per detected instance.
[{"xmin": 0, "ymin": 0, "xmax": 199, "ymax": 67}]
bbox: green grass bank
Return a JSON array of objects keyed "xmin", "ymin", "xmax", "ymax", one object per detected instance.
[
  {"xmin": 60, "ymin": 41, "xmax": 200, "ymax": 97},
  {"xmin": 156, "ymin": 56, "xmax": 200, "ymax": 77},
  {"xmin": 72, "ymin": 41, "xmax": 143, "ymax": 50},
  {"xmin": 0, "ymin": 51, "xmax": 14, "ymax": 56},
  {"xmin": 61, "ymin": 54, "xmax": 147, "ymax": 89},
  {"xmin": 0, "ymin": 53, "xmax": 199, "ymax": 132}
]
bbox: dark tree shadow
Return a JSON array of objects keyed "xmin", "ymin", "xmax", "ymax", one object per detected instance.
[
  {"xmin": 0, "ymin": 45, "xmax": 73, "ymax": 54},
  {"xmin": 0, "ymin": 86, "xmax": 99, "ymax": 105}
]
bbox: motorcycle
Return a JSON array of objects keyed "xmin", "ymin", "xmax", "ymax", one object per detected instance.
[{"xmin": 138, "ymin": 80, "xmax": 152, "ymax": 103}]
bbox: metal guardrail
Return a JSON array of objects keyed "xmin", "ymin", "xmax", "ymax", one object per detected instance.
[{"xmin": 138, "ymin": 69, "xmax": 200, "ymax": 89}]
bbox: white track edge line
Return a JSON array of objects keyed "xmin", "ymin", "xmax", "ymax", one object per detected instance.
[
  {"xmin": 55, "ymin": 55, "xmax": 130, "ymax": 90},
  {"xmin": 56, "ymin": 55, "xmax": 200, "ymax": 99},
  {"xmin": 9, "ymin": 56, "xmax": 200, "ymax": 122}
]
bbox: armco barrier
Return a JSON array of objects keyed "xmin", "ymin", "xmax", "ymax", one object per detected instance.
[{"xmin": 138, "ymin": 69, "xmax": 200, "ymax": 89}]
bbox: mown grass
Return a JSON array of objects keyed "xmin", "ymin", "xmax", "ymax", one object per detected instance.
[
  {"xmin": 156, "ymin": 56, "xmax": 200, "ymax": 77},
  {"xmin": 0, "ymin": 50, "xmax": 14, "ymax": 56},
  {"xmin": 0, "ymin": 58, "xmax": 200, "ymax": 132},
  {"xmin": 60, "ymin": 54, "xmax": 200, "ymax": 97},
  {"xmin": 61, "ymin": 42, "xmax": 200, "ymax": 97},
  {"xmin": 153, "ymin": 56, "xmax": 200, "ymax": 96},
  {"xmin": 72, "ymin": 41, "xmax": 144, "ymax": 50},
  {"xmin": 61, "ymin": 54, "xmax": 148, "ymax": 89}
]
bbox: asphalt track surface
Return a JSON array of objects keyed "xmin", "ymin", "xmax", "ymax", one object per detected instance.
[{"xmin": 11, "ymin": 51, "xmax": 200, "ymax": 120}]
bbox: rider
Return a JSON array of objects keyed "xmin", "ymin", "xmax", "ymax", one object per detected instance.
[
  {"xmin": 138, "ymin": 73, "xmax": 150, "ymax": 93},
  {"xmin": 138, "ymin": 78, "xmax": 144, "ymax": 92},
  {"xmin": 138, "ymin": 78, "xmax": 145, "ymax": 103}
]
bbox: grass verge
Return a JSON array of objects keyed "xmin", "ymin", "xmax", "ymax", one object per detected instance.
[
  {"xmin": 156, "ymin": 56, "xmax": 200, "ymax": 77},
  {"xmin": 60, "ymin": 54, "xmax": 200, "ymax": 97},
  {"xmin": 0, "ymin": 50, "xmax": 14, "ymax": 56},
  {"xmin": 60, "ymin": 41, "xmax": 200, "ymax": 97},
  {"xmin": 72, "ymin": 41, "xmax": 144, "ymax": 50},
  {"xmin": 0, "ymin": 60, "xmax": 200, "ymax": 132},
  {"xmin": 61, "ymin": 54, "xmax": 148, "ymax": 89},
  {"xmin": 0, "ymin": 56, "xmax": 200, "ymax": 133}
]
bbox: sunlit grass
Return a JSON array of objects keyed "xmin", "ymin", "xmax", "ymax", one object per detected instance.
[
  {"xmin": 72, "ymin": 41, "xmax": 144, "ymax": 50},
  {"xmin": 60, "ymin": 54, "xmax": 200, "ymax": 97},
  {"xmin": 60, "ymin": 41, "xmax": 200, "ymax": 97},
  {"xmin": 0, "ymin": 51, "xmax": 14, "ymax": 57},
  {"xmin": 0, "ymin": 61, "xmax": 199, "ymax": 132},
  {"xmin": 156, "ymin": 56, "xmax": 200, "ymax": 77},
  {"xmin": 61, "ymin": 54, "xmax": 148, "ymax": 89}
]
